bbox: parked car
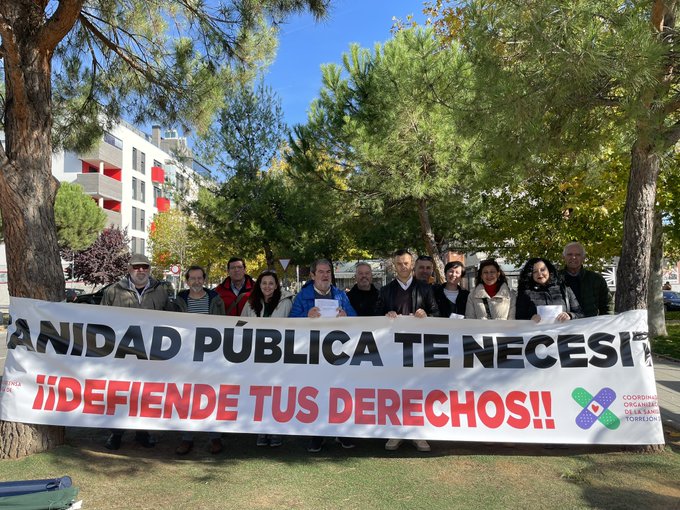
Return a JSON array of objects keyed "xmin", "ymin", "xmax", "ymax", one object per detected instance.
[
  {"xmin": 64, "ymin": 288, "xmax": 84, "ymax": 302},
  {"xmin": 663, "ymin": 291, "xmax": 680, "ymax": 311},
  {"xmin": 73, "ymin": 285, "xmax": 109, "ymax": 305}
]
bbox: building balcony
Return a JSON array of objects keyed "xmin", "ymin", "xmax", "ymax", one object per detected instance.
[
  {"xmin": 74, "ymin": 173, "xmax": 123, "ymax": 201},
  {"xmin": 156, "ymin": 196, "xmax": 171, "ymax": 212},
  {"xmin": 151, "ymin": 166, "xmax": 165, "ymax": 184},
  {"xmin": 103, "ymin": 209, "xmax": 122, "ymax": 228},
  {"xmin": 80, "ymin": 136, "xmax": 123, "ymax": 170}
]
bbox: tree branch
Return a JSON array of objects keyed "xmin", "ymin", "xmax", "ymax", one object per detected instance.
[{"xmin": 39, "ymin": 0, "xmax": 85, "ymax": 54}]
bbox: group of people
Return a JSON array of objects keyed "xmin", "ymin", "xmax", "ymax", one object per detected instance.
[{"xmin": 98, "ymin": 241, "xmax": 613, "ymax": 455}]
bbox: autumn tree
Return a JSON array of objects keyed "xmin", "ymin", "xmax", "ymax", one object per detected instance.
[
  {"xmin": 0, "ymin": 0, "xmax": 328, "ymax": 459},
  {"xmin": 63, "ymin": 226, "xmax": 130, "ymax": 286},
  {"xmin": 148, "ymin": 209, "xmax": 195, "ymax": 274},
  {"xmin": 438, "ymin": 0, "xmax": 680, "ymax": 316}
]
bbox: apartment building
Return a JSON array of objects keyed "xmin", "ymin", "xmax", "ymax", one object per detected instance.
[
  {"xmin": 51, "ymin": 122, "xmax": 208, "ymax": 255},
  {"xmin": 0, "ymin": 122, "xmax": 210, "ymax": 305}
]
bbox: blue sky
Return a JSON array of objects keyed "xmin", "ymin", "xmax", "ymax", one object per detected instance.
[{"xmin": 265, "ymin": 0, "xmax": 427, "ymax": 126}]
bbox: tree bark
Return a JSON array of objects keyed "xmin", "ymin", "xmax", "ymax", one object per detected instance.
[
  {"xmin": 263, "ymin": 239, "xmax": 276, "ymax": 270},
  {"xmin": 615, "ymin": 142, "xmax": 661, "ymax": 312},
  {"xmin": 647, "ymin": 209, "xmax": 667, "ymax": 337},
  {"xmin": 416, "ymin": 198, "xmax": 445, "ymax": 283},
  {"xmin": 0, "ymin": 1, "xmax": 83, "ymax": 459}
]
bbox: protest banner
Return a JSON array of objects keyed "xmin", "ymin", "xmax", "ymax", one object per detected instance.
[{"xmin": 0, "ymin": 297, "xmax": 664, "ymax": 444}]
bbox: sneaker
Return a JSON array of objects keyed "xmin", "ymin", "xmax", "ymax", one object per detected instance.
[
  {"xmin": 269, "ymin": 435, "xmax": 283, "ymax": 448},
  {"xmin": 209, "ymin": 438, "xmax": 223, "ymax": 454},
  {"xmin": 105, "ymin": 433, "xmax": 122, "ymax": 451},
  {"xmin": 307, "ymin": 437, "xmax": 324, "ymax": 453},
  {"xmin": 256, "ymin": 434, "xmax": 269, "ymax": 447},
  {"xmin": 134, "ymin": 431, "xmax": 155, "ymax": 448},
  {"xmin": 412, "ymin": 440, "xmax": 431, "ymax": 452},
  {"xmin": 385, "ymin": 439, "xmax": 403, "ymax": 451},
  {"xmin": 336, "ymin": 437, "xmax": 356, "ymax": 449},
  {"xmin": 175, "ymin": 440, "xmax": 193, "ymax": 455}
]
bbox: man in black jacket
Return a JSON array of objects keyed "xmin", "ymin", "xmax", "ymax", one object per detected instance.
[
  {"xmin": 375, "ymin": 249, "xmax": 439, "ymax": 453},
  {"xmin": 375, "ymin": 250, "xmax": 439, "ymax": 319},
  {"xmin": 347, "ymin": 262, "xmax": 380, "ymax": 317}
]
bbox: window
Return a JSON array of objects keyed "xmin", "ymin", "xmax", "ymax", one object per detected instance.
[
  {"xmin": 153, "ymin": 159, "xmax": 162, "ymax": 168},
  {"xmin": 132, "ymin": 148, "xmax": 138, "ymax": 170},
  {"xmin": 140, "ymin": 152, "xmax": 146, "ymax": 174},
  {"xmin": 132, "ymin": 206, "xmax": 138, "ymax": 230},
  {"xmin": 132, "ymin": 177, "xmax": 138, "ymax": 200},
  {"xmin": 131, "ymin": 236, "xmax": 145, "ymax": 254},
  {"xmin": 103, "ymin": 132, "xmax": 123, "ymax": 150},
  {"xmin": 140, "ymin": 181, "xmax": 146, "ymax": 203},
  {"xmin": 140, "ymin": 209, "xmax": 146, "ymax": 231},
  {"xmin": 154, "ymin": 185, "xmax": 162, "ymax": 201}
]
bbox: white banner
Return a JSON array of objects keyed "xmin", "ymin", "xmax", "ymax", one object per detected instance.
[{"xmin": 0, "ymin": 297, "xmax": 664, "ymax": 445}]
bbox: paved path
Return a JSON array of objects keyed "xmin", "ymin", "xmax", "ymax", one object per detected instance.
[{"xmin": 0, "ymin": 327, "xmax": 679, "ymax": 433}]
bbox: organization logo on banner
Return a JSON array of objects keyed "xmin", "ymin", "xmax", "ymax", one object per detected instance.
[{"xmin": 572, "ymin": 387, "xmax": 620, "ymax": 430}]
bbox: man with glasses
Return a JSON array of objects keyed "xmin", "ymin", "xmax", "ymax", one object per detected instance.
[
  {"xmin": 100, "ymin": 253, "xmax": 176, "ymax": 450},
  {"xmin": 215, "ymin": 257, "xmax": 255, "ymax": 316}
]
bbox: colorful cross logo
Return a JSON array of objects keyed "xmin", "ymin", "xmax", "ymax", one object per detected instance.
[{"xmin": 572, "ymin": 387, "xmax": 620, "ymax": 430}]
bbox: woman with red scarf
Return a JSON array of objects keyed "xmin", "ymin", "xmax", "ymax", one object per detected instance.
[{"xmin": 465, "ymin": 259, "xmax": 516, "ymax": 319}]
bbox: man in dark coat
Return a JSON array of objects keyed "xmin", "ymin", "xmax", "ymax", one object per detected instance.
[{"xmin": 347, "ymin": 262, "xmax": 379, "ymax": 317}]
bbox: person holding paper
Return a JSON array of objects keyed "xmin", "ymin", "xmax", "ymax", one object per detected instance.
[
  {"xmin": 289, "ymin": 259, "xmax": 356, "ymax": 318},
  {"xmin": 465, "ymin": 259, "xmax": 516, "ymax": 320},
  {"xmin": 515, "ymin": 257, "xmax": 584, "ymax": 322},
  {"xmin": 289, "ymin": 259, "xmax": 356, "ymax": 452},
  {"xmin": 434, "ymin": 260, "xmax": 469, "ymax": 318}
]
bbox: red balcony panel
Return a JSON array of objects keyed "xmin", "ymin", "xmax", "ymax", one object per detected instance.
[
  {"xmin": 156, "ymin": 197, "xmax": 171, "ymax": 212},
  {"xmin": 104, "ymin": 167, "xmax": 122, "ymax": 181},
  {"xmin": 81, "ymin": 162, "xmax": 99, "ymax": 173},
  {"xmin": 103, "ymin": 200, "xmax": 121, "ymax": 212},
  {"xmin": 151, "ymin": 166, "xmax": 165, "ymax": 184}
]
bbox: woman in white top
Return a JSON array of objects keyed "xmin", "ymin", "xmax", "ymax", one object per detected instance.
[
  {"xmin": 241, "ymin": 270, "xmax": 293, "ymax": 318},
  {"xmin": 465, "ymin": 259, "xmax": 516, "ymax": 319},
  {"xmin": 241, "ymin": 270, "xmax": 293, "ymax": 447}
]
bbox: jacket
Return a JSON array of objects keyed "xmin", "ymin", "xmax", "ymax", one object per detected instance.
[
  {"xmin": 100, "ymin": 276, "xmax": 175, "ymax": 311},
  {"xmin": 375, "ymin": 279, "xmax": 440, "ymax": 317},
  {"xmin": 289, "ymin": 281, "xmax": 357, "ymax": 318},
  {"xmin": 175, "ymin": 288, "xmax": 226, "ymax": 315},
  {"xmin": 560, "ymin": 268, "xmax": 614, "ymax": 317},
  {"xmin": 465, "ymin": 283, "xmax": 516, "ymax": 320},
  {"xmin": 241, "ymin": 290, "xmax": 294, "ymax": 318},
  {"xmin": 433, "ymin": 284, "xmax": 470, "ymax": 317},
  {"xmin": 215, "ymin": 275, "xmax": 255, "ymax": 316},
  {"xmin": 347, "ymin": 284, "xmax": 380, "ymax": 317},
  {"xmin": 516, "ymin": 281, "xmax": 584, "ymax": 320}
]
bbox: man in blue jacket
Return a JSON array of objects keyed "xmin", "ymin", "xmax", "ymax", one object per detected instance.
[
  {"xmin": 289, "ymin": 259, "xmax": 356, "ymax": 452},
  {"xmin": 290, "ymin": 259, "xmax": 356, "ymax": 318}
]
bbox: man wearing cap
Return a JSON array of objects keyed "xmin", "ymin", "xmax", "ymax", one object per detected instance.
[
  {"xmin": 100, "ymin": 253, "xmax": 176, "ymax": 310},
  {"xmin": 100, "ymin": 253, "xmax": 176, "ymax": 450}
]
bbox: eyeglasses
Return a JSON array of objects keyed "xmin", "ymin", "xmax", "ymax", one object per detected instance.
[{"xmin": 131, "ymin": 264, "xmax": 150, "ymax": 270}]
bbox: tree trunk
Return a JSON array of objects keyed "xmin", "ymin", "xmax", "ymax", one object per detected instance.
[
  {"xmin": 263, "ymin": 239, "xmax": 276, "ymax": 270},
  {"xmin": 647, "ymin": 209, "xmax": 667, "ymax": 337},
  {"xmin": 0, "ymin": 2, "xmax": 82, "ymax": 459},
  {"xmin": 615, "ymin": 142, "xmax": 661, "ymax": 312},
  {"xmin": 416, "ymin": 198, "xmax": 445, "ymax": 283}
]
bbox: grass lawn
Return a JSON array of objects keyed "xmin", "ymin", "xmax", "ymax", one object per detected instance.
[{"xmin": 0, "ymin": 429, "xmax": 679, "ymax": 509}]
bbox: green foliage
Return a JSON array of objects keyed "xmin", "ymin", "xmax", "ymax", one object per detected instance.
[
  {"xmin": 54, "ymin": 182, "xmax": 107, "ymax": 251},
  {"xmin": 148, "ymin": 209, "xmax": 196, "ymax": 272},
  {"xmin": 24, "ymin": 1, "xmax": 330, "ymax": 152},
  {"xmin": 289, "ymin": 27, "xmax": 481, "ymax": 269}
]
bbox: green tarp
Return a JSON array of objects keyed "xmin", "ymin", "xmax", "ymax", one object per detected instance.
[{"xmin": 0, "ymin": 486, "xmax": 79, "ymax": 510}]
